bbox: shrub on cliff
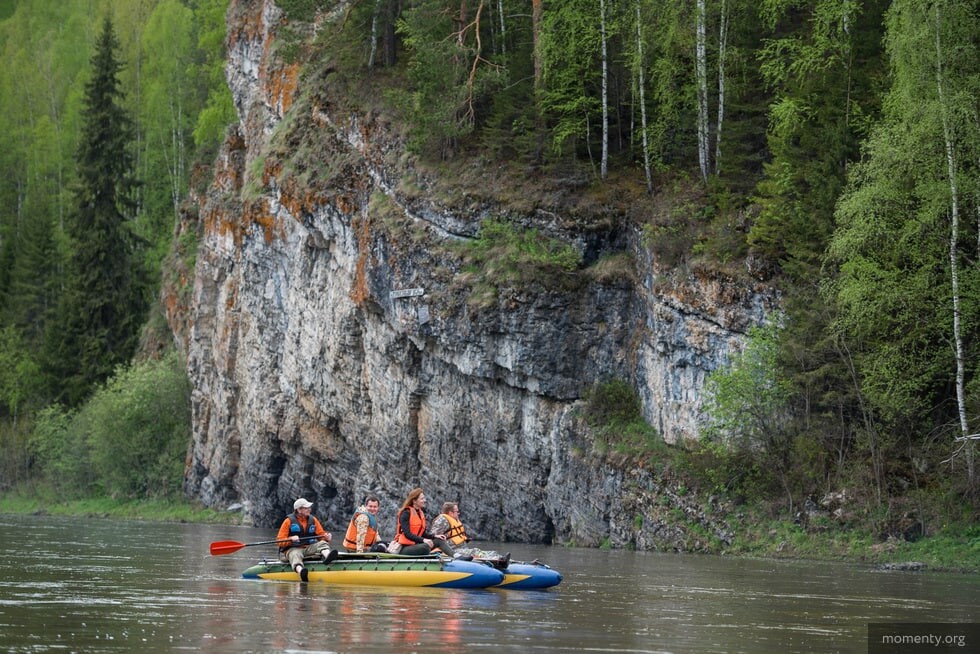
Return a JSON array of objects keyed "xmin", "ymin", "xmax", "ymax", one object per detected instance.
[
  {"xmin": 583, "ymin": 379, "xmax": 664, "ymax": 460},
  {"xmin": 454, "ymin": 218, "xmax": 583, "ymax": 306}
]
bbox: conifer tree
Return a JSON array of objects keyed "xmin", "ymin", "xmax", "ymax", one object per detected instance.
[{"xmin": 44, "ymin": 16, "xmax": 145, "ymax": 407}]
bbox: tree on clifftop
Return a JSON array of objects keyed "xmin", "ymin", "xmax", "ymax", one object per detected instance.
[{"xmin": 44, "ymin": 16, "xmax": 146, "ymax": 407}]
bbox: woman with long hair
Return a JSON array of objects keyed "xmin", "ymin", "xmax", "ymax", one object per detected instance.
[{"xmin": 394, "ymin": 488, "xmax": 455, "ymax": 557}]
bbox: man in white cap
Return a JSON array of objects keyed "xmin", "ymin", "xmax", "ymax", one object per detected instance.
[{"xmin": 275, "ymin": 497, "xmax": 338, "ymax": 581}]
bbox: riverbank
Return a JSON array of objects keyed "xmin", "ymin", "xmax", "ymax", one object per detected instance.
[
  {"xmin": 2, "ymin": 488, "xmax": 976, "ymax": 573},
  {"xmin": 0, "ymin": 489, "xmax": 245, "ymax": 525},
  {"xmin": 724, "ymin": 512, "xmax": 979, "ymax": 573}
]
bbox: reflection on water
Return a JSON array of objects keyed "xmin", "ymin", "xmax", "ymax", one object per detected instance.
[{"xmin": 0, "ymin": 515, "xmax": 976, "ymax": 653}]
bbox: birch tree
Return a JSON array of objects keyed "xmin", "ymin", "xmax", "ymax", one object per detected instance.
[
  {"xmin": 532, "ymin": 0, "xmax": 543, "ymax": 94},
  {"xmin": 633, "ymin": 0, "xmax": 652, "ymax": 193},
  {"xmin": 930, "ymin": 0, "xmax": 975, "ymax": 481},
  {"xmin": 143, "ymin": 0, "xmax": 195, "ymax": 226},
  {"xmin": 600, "ymin": 0, "xmax": 609, "ymax": 180},
  {"xmin": 714, "ymin": 0, "xmax": 728, "ymax": 174},
  {"xmin": 694, "ymin": 0, "xmax": 732, "ymax": 181},
  {"xmin": 368, "ymin": 0, "xmax": 383, "ymax": 67},
  {"xmin": 828, "ymin": 0, "xmax": 978, "ymax": 486},
  {"xmin": 695, "ymin": 0, "xmax": 709, "ymax": 183}
]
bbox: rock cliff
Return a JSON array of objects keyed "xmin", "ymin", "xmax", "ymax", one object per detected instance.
[{"xmin": 171, "ymin": 0, "xmax": 778, "ymax": 549}]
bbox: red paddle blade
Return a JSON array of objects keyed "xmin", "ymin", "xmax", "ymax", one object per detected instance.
[{"xmin": 209, "ymin": 540, "xmax": 246, "ymax": 555}]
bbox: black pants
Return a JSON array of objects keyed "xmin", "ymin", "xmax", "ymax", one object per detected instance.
[{"xmin": 401, "ymin": 537, "xmax": 454, "ymax": 557}]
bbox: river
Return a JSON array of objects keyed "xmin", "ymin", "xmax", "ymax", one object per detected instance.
[{"xmin": 0, "ymin": 515, "xmax": 976, "ymax": 653}]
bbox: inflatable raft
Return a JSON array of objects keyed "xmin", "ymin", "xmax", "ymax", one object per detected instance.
[
  {"xmin": 494, "ymin": 561, "xmax": 563, "ymax": 590},
  {"xmin": 242, "ymin": 553, "xmax": 503, "ymax": 589},
  {"xmin": 459, "ymin": 548, "xmax": 563, "ymax": 590},
  {"xmin": 241, "ymin": 552, "xmax": 562, "ymax": 590}
]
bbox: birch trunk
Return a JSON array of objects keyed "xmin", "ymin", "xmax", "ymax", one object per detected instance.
[
  {"xmin": 933, "ymin": 3, "xmax": 973, "ymax": 482},
  {"xmin": 635, "ymin": 0, "xmax": 652, "ymax": 193},
  {"xmin": 368, "ymin": 0, "xmax": 382, "ymax": 67},
  {"xmin": 696, "ymin": 0, "xmax": 709, "ymax": 183},
  {"xmin": 498, "ymin": 0, "xmax": 506, "ymax": 57},
  {"xmin": 600, "ymin": 0, "xmax": 609, "ymax": 180},
  {"xmin": 532, "ymin": 0, "xmax": 543, "ymax": 95},
  {"xmin": 714, "ymin": 0, "xmax": 728, "ymax": 175}
]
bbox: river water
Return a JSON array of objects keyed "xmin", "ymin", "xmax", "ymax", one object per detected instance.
[{"xmin": 0, "ymin": 515, "xmax": 976, "ymax": 653}]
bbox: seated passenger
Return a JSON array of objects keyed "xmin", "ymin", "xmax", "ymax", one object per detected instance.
[
  {"xmin": 394, "ymin": 487, "xmax": 454, "ymax": 557},
  {"xmin": 276, "ymin": 497, "xmax": 338, "ymax": 581},
  {"xmin": 430, "ymin": 501, "xmax": 469, "ymax": 546},
  {"xmin": 343, "ymin": 494, "xmax": 389, "ymax": 553}
]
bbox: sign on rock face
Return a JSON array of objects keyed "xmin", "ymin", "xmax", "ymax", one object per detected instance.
[{"xmin": 390, "ymin": 288, "xmax": 425, "ymax": 299}]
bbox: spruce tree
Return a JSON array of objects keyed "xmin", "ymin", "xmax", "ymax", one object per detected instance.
[{"xmin": 44, "ymin": 16, "xmax": 145, "ymax": 407}]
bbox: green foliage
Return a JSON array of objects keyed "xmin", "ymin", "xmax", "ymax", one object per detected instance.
[
  {"xmin": 29, "ymin": 352, "xmax": 191, "ymax": 499},
  {"xmin": 43, "ymin": 17, "xmax": 146, "ymax": 407},
  {"xmin": 703, "ymin": 321, "xmax": 791, "ymax": 448},
  {"xmin": 0, "ymin": 0, "xmax": 233, "ymax": 409},
  {"xmin": 193, "ymin": 90, "xmax": 235, "ymax": 154},
  {"xmin": 538, "ymin": 0, "xmax": 604, "ymax": 158},
  {"xmin": 0, "ymin": 326, "xmax": 43, "ymax": 418},
  {"xmin": 678, "ymin": 436, "xmax": 775, "ymax": 501},
  {"xmin": 138, "ymin": 0, "xmax": 197, "ymax": 264},
  {"xmin": 583, "ymin": 379, "xmax": 666, "ymax": 459},
  {"xmin": 277, "ymin": 0, "xmax": 328, "ymax": 22},
  {"xmin": 394, "ymin": 0, "xmax": 505, "ymax": 158},
  {"xmin": 826, "ymin": 0, "xmax": 980, "ymax": 457},
  {"xmin": 455, "ymin": 219, "xmax": 582, "ymax": 302},
  {"xmin": 30, "ymin": 404, "xmax": 89, "ymax": 495},
  {"xmin": 192, "ymin": 0, "xmax": 236, "ymax": 155},
  {"xmin": 699, "ymin": 321, "xmax": 809, "ymax": 502},
  {"xmin": 0, "ymin": 418, "xmax": 32, "ymax": 491},
  {"xmin": 750, "ymin": 0, "xmax": 888, "ymax": 276},
  {"xmin": 79, "ymin": 352, "xmax": 192, "ymax": 498}
]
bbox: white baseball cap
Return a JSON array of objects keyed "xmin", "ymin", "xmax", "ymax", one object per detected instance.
[{"xmin": 293, "ymin": 498, "xmax": 313, "ymax": 510}]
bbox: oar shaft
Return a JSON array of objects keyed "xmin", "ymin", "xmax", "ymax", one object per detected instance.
[{"xmin": 209, "ymin": 534, "xmax": 324, "ymax": 555}]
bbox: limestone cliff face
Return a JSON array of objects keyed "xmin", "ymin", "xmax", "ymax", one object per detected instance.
[{"xmin": 174, "ymin": 0, "xmax": 778, "ymax": 549}]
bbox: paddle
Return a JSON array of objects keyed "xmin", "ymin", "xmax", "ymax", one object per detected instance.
[{"xmin": 209, "ymin": 535, "xmax": 321, "ymax": 556}]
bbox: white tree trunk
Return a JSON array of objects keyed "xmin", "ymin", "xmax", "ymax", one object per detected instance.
[
  {"xmin": 714, "ymin": 0, "xmax": 728, "ymax": 175},
  {"xmin": 600, "ymin": 0, "xmax": 609, "ymax": 180},
  {"xmin": 696, "ymin": 0, "xmax": 709, "ymax": 183},
  {"xmin": 368, "ymin": 0, "xmax": 383, "ymax": 67},
  {"xmin": 934, "ymin": 3, "xmax": 972, "ymax": 482},
  {"xmin": 635, "ymin": 0, "xmax": 653, "ymax": 193},
  {"xmin": 498, "ymin": 0, "xmax": 506, "ymax": 56}
]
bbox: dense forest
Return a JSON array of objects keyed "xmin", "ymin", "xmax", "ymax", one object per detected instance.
[
  {"xmin": 0, "ymin": 0, "xmax": 976, "ymax": 552},
  {"xmin": 0, "ymin": 0, "xmax": 233, "ymax": 495}
]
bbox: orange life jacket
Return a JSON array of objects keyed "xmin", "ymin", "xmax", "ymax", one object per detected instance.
[
  {"xmin": 396, "ymin": 506, "xmax": 426, "ymax": 545},
  {"xmin": 439, "ymin": 513, "xmax": 468, "ymax": 545},
  {"xmin": 343, "ymin": 508, "xmax": 379, "ymax": 551}
]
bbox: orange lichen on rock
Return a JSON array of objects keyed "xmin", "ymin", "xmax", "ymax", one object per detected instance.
[
  {"xmin": 336, "ymin": 195, "xmax": 357, "ymax": 215},
  {"xmin": 268, "ymin": 62, "xmax": 300, "ymax": 116},
  {"xmin": 227, "ymin": 0, "xmax": 266, "ymax": 50},
  {"xmin": 278, "ymin": 176, "xmax": 331, "ymax": 222},
  {"xmin": 204, "ymin": 203, "xmax": 245, "ymax": 249},
  {"xmin": 350, "ymin": 215, "xmax": 372, "ymax": 305},
  {"xmin": 224, "ymin": 283, "xmax": 239, "ymax": 312},
  {"xmin": 243, "ymin": 198, "xmax": 283, "ymax": 245}
]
